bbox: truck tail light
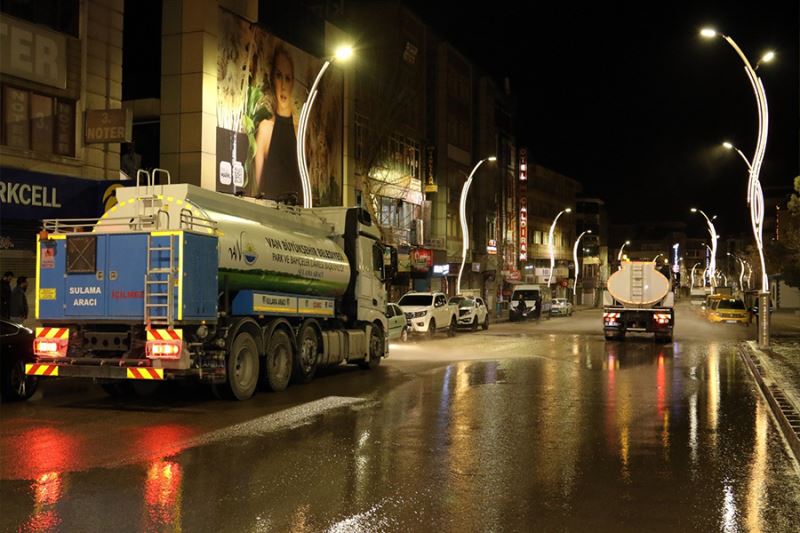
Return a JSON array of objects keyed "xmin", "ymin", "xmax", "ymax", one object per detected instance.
[
  {"xmin": 34, "ymin": 337, "xmax": 68, "ymax": 357},
  {"xmin": 146, "ymin": 340, "xmax": 183, "ymax": 359},
  {"xmin": 654, "ymin": 313, "xmax": 671, "ymax": 325}
]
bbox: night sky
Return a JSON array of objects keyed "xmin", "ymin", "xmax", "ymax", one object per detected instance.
[{"xmin": 405, "ymin": 0, "xmax": 799, "ymax": 237}]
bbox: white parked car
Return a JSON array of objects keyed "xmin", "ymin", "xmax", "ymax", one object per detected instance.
[
  {"xmin": 550, "ymin": 298, "xmax": 573, "ymax": 317},
  {"xmin": 449, "ymin": 296, "xmax": 489, "ymax": 331},
  {"xmin": 397, "ymin": 292, "xmax": 458, "ymax": 338}
]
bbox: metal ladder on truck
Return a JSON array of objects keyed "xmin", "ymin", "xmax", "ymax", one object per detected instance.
[
  {"xmin": 144, "ymin": 233, "xmax": 175, "ymax": 326},
  {"xmin": 630, "ymin": 263, "xmax": 645, "ymax": 305}
]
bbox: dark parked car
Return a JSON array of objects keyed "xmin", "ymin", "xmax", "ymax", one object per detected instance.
[{"xmin": 1, "ymin": 318, "xmax": 38, "ymax": 401}]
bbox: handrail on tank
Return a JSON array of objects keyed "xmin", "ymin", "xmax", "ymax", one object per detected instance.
[
  {"xmin": 151, "ymin": 168, "xmax": 172, "ymax": 197},
  {"xmin": 179, "ymin": 209, "xmax": 218, "ymax": 232}
]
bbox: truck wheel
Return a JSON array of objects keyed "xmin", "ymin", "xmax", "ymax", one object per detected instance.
[
  {"xmin": 292, "ymin": 323, "xmax": 319, "ymax": 384},
  {"xmin": 427, "ymin": 319, "xmax": 436, "ymax": 339},
  {"xmin": 265, "ymin": 329, "xmax": 293, "ymax": 392},
  {"xmin": 482, "ymin": 316, "xmax": 489, "ymax": 330},
  {"xmin": 448, "ymin": 317, "xmax": 456, "ymax": 337},
  {"xmin": 2, "ymin": 360, "xmax": 37, "ymax": 401},
  {"xmin": 359, "ymin": 326, "xmax": 383, "ymax": 369},
  {"xmin": 226, "ymin": 330, "xmax": 260, "ymax": 400}
]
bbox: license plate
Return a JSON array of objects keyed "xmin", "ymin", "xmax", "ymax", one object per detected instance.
[{"xmin": 726, "ymin": 320, "xmax": 738, "ymax": 324}]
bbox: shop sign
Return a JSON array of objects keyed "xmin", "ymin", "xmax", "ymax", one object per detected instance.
[
  {"xmin": 472, "ymin": 262, "xmax": 481, "ymax": 272},
  {"xmin": 433, "ymin": 264, "xmax": 449, "ymax": 276},
  {"xmin": 519, "ymin": 148, "xmax": 528, "ymax": 261},
  {"xmin": 505, "ymin": 270, "xmax": 521, "ymax": 281},
  {"xmin": 85, "ymin": 109, "xmax": 132, "ymax": 144},
  {"xmin": 0, "ymin": 15, "xmax": 67, "ymax": 88},
  {"xmin": 486, "ymin": 239, "xmax": 497, "ymax": 255},
  {"xmin": 410, "ymin": 248, "xmax": 433, "ymax": 272},
  {"xmin": 0, "ymin": 168, "xmax": 123, "ymax": 220}
]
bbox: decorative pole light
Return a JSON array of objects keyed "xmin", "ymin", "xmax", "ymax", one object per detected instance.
[
  {"xmin": 701, "ymin": 27, "xmax": 773, "ymax": 346},
  {"xmin": 617, "ymin": 240, "xmax": 630, "ymax": 262},
  {"xmin": 572, "ymin": 229, "xmax": 592, "ymax": 301},
  {"xmin": 547, "ymin": 208, "xmax": 572, "ymax": 286},
  {"xmin": 727, "ymin": 252, "xmax": 747, "ymax": 291},
  {"xmin": 297, "ymin": 45, "xmax": 354, "ymax": 208},
  {"xmin": 691, "ymin": 208, "xmax": 718, "ymax": 288},
  {"xmin": 456, "ymin": 157, "xmax": 496, "ymax": 295},
  {"xmin": 653, "ymin": 253, "xmax": 664, "ymax": 263},
  {"xmin": 690, "ymin": 262, "xmax": 701, "ymax": 288}
]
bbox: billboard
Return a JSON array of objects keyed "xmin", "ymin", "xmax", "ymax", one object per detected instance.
[{"xmin": 216, "ymin": 11, "xmax": 343, "ymax": 206}]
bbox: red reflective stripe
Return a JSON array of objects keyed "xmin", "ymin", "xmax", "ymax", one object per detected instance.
[
  {"xmin": 29, "ymin": 364, "xmax": 41, "ymax": 374},
  {"xmin": 166, "ymin": 329, "xmax": 180, "ymax": 340},
  {"xmin": 146, "ymin": 368, "xmax": 161, "ymax": 379},
  {"xmin": 55, "ymin": 328, "xmax": 68, "ymax": 339},
  {"xmin": 39, "ymin": 328, "xmax": 51, "ymax": 337},
  {"xmin": 148, "ymin": 329, "xmax": 163, "ymax": 340},
  {"xmin": 43, "ymin": 365, "xmax": 57, "ymax": 376}
]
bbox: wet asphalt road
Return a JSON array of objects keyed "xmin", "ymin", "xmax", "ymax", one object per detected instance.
[{"xmin": 2, "ymin": 303, "xmax": 800, "ymax": 532}]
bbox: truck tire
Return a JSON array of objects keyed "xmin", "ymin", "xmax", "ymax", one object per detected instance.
[
  {"xmin": 292, "ymin": 323, "xmax": 319, "ymax": 384},
  {"xmin": 448, "ymin": 317, "xmax": 457, "ymax": 337},
  {"xmin": 265, "ymin": 329, "xmax": 293, "ymax": 392},
  {"xmin": 359, "ymin": 325, "xmax": 383, "ymax": 369},
  {"xmin": 427, "ymin": 319, "xmax": 436, "ymax": 339},
  {"xmin": 225, "ymin": 330, "xmax": 260, "ymax": 400}
]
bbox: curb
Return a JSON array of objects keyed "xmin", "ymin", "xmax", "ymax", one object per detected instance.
[{"xmin": 739, "ymin": 342, "xmax": 800, "ymax": 463}]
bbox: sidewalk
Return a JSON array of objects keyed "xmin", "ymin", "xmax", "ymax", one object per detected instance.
[{"xmin": 739, "ymin": 312, "xmax": 800, "ymax": 462}]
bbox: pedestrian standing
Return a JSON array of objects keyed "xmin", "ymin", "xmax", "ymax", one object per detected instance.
[
  {"xmin": 9, "ymin": 276, "xmax": 29, "ymax": 324},
  {"xmin": 0, "ymin": 271, "xmax": 12, "ymax": 319}
]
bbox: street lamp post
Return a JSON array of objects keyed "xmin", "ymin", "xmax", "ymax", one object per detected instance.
[
  {"xmin": 617, "ymin": 240, "xmax": 630, "ymax": 270},
  {"xmin": 727, "ymin": 252, "xmax": 748, "ymax": 292},
  {"xmin": 653, "ymin": 253, "xmax": 664, "ymax": 263},
  {"xmin": 690, "ymin": 262, "xmax": 701, "ymax": 288},
  {"xmin": 701, "ymin": 28, "xmax": 773, "ymax": 346},
  {"xmin": 297, "ymin": 45, "xmax": 353, "ymax": 208},
  {"xmin": 572, "ymin": 229, "xmax": 592, "ymax": 302},
  {"xmin": 456, "ymin": 157, "xmax": 497, "ymax": 295},
  {"xmin": 547, "ymin": 208, "xmax": 572, "ymax": 287},
  {"xmin": 691, "ymin": 208, "xmax": 718, "ymax": 288}
]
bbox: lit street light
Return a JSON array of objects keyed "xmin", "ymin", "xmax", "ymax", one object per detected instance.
[
  {"xmin": 691, "ymin": 208, "xmax": 718, "ymax": 288},
  {"xmin": 690, "ymin": 262, "xmax": 701, "ymax": 288},
  {"xmin": 572, "ymin": 229, "xmax": 592, "ymax": 301},
  {"xmin": 456, "ymin": 156, "xmax": 497, "ymax": 295},
  {"xmin": 617, "ymin": 240, "xmax": 630, "ymax": 262},
  {"xmin": 547, "ymin": 208, "xmax": 572, "ymax": 286},
  {"xmin": 701, "ymin": 27, "xmax": 773, "ymax": 346},
  {"xmin": 653, "ymin": 253, "xmax": 664, "ymax": 263},
  {"xmin": 297, "ymin": 45, "xmax": 354, "ymax": 208},
  {"xmin": 727, "ymin": 252, "xmax": 749, "ymax": 291}
]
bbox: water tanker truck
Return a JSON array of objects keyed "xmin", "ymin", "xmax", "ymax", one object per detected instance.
[
  {"xmin": 602, "ymin": 261, "xmax": 674, "ymax": 342},
  {"xmin": 28, "ymin": 170, "xmax": 396, "ymax": 400}
]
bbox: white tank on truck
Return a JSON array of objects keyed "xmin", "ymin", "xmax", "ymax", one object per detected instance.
[
  {"xmin": 603, "ymin": 261, "xmax": 674, "ymax": 342},
  {"xmin": 31, "ymin": 170, "xmax": 396, "ymax": 400}
]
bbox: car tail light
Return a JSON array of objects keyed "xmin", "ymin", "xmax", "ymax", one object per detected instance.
[
  {"xmin": 146, "ymin": 340, "xmax": 182, "ymax": 359},
  {"xmin": 34, "ymin": 337, "xmax": 68, "ymax": 357},
  {"xmin": 654, "ymin": 313, "xmax": 671, "ymax": 325}
]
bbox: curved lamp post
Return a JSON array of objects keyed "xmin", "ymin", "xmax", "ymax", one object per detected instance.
[
  {"xmin": 690, "ymin": 262, "xmax": 701, "ymax": 288},
  {"xmin": 616, "ymin": 240, "xmax": 630, "ymax": 271},
  {"xmin": 701, "ymin": 28, "xmax": 773, "ymax": 345},
  {"xmin": 653, "ymin": 253, "xmax": 664, "ymax": 263},
  {"xmin": 547, "ymin": 208, "xmax": 572, "ymax": 286},
  {"xmin": 456, "ymin": 156, "xmax": 497, "ymax": 295},
  {"xmin": 727, "ymin": 252, "xmax": 748, "ymax": 291},
  {"xmin": 691, "ymin": 208, "xmax": 718, "ymax": 287},
  {"xmin": 572, "ymin": 229, "xmax": 592, "ymax": 301},
  {"xmin": 297, "ymin": 45, "xmax": 353, "ymax": 208}
]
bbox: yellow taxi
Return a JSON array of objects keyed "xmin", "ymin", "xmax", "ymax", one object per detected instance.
[
  {"xmin": 707, "ymin": 298, "xmax": 750, "ymax": 325},
  {"xmin": 700, "ymin": 294, "xmax": 723, "ymax": 317}
]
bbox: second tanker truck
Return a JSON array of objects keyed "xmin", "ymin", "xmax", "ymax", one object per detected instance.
[
  {"xmin": 27, "ymin": 171, "xmax": 396, "ymax": 400},
  {"xmin": 602, "ymin": 261, "xmax": 674, "ymax": 342}
]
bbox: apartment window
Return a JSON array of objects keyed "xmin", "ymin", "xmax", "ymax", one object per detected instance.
[
  {"xmin": 533, "ymin": 231, "xmax": 542, "ymax": 245},
  {"xmin": 1, "ymin": 85, "xmax": 75, "ymax": 156}
]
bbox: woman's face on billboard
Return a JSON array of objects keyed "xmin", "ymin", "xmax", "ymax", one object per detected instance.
[{"xmin": 273, "ymin": 52, "xmax": 294, "ymax": 117}]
